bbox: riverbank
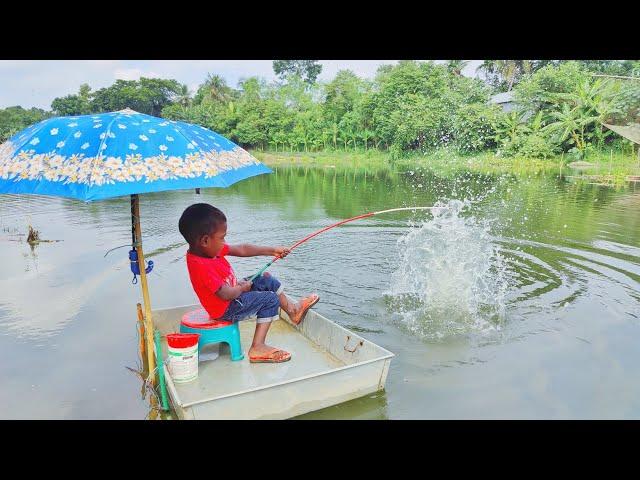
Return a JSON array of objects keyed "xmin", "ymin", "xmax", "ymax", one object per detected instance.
[{"xmin": 252, "ymin": 149, "xmax": 640, "ymax": 183}]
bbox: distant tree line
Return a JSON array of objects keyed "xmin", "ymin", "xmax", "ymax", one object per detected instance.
[{"xmin": 1, "ymin": 60, "xmax": 638, "ymax": 161}]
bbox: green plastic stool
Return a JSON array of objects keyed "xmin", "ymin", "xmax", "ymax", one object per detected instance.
[{"xmin": 180, "ymin": 308, "xmax": 244, "ymax": 361}]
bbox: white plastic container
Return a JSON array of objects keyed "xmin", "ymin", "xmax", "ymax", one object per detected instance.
[{"xmin": 166, "ymin": 333, "xmax": 199, "ymax": 383}]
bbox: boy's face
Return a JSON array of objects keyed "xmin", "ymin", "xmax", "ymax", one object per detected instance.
[{"xmin": 198, "ymin": 221, "xmax": 227, "ymax": 257}]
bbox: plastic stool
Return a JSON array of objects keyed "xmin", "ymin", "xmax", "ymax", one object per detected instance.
[{"xmin": 180, "ymin": 308, "xmax": 244, "ymax": 361}]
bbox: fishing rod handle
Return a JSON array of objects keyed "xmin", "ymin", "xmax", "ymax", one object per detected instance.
[{"xmin": 248, "ymin": 259, "xmax": 276, "ymax": 282}]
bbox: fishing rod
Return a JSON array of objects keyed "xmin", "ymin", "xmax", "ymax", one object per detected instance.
[{"xmin": 248, "ymin": 206, "xmax": 441, "ymax": 282}]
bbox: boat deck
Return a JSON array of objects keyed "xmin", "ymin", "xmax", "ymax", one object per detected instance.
[{"xmin": 152, "ymin": 304, "xmax": 394, "ymax": 419}]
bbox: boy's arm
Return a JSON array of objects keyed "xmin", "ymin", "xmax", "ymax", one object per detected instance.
[
  {"xmin": 227, "ymin": 244, "xmax": 291, "ymax": 258},
  {"xmin": 216, "ymin": 281, "xmax": 252, "ymax": 301}
]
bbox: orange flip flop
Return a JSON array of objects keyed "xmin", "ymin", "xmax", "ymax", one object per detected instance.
[
  {"xmin": 249, "ymin": 348, "xmax": 291, "ymax": 363},
  {"xmin": 291, "ymin": 294, "xmax": 320, "ymax": 325}
]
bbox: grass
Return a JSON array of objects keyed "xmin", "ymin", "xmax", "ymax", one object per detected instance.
[
  {"xmin": 252, "ymin": 150, "xmax": 391, "ymax": 170},
  {"xmin": 251, "ymin": 148, "xmax": 640, "ymax": 183}
]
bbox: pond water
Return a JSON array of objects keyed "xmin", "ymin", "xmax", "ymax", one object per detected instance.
[{"xmin": 1, "ymin": 164, "xmax": 639, "ymax": 419}]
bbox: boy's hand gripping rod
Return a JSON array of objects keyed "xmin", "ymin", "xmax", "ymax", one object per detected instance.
[{"xmin": 247, "ymin": 206, "xmax": 441, "ymax": 282}]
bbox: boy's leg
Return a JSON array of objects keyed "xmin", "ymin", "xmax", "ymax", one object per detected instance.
[
  {"xmin": 249, "ymin": 273, "xmax": 318, "ymax": 324},
  {"xmin": 250, "ymin": 291, "xmax": 291, "ymax": 362},
  {"xmin": 223, "ymin": 291, "xmax": 290, "ymax": 362},
  {"xmin": 249, "ymin": 323, "xmax": 289, "ymax": 362}
]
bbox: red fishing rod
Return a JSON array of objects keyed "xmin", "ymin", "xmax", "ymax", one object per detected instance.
[{"xmin": 248, "ymin": 206, "xmax": 441, "ymax": 281}]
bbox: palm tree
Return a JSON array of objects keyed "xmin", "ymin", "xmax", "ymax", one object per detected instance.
[
  {"xmin": 479, "ymin": 60, "xmax": 535, "ymax": 92},
  {"xmin": 199, "ymin": 74, "xmax": 233, "ymax": 103},
  {"xmin": 176, "ymin": 84, "xmax": 191, "ymax": 108},
  {"xmin": 446, "ymin": 60, "xmax": 470, "ymax": 77}
]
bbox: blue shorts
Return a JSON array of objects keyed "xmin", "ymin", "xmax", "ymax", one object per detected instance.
[{"xmin": 221, "ymin": 273, "xmax": 284, "ymax": 324}]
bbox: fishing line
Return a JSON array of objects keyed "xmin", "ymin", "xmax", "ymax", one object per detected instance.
[{"xmin": 248, "ymin": 206, "xmax": 443, "ymax": 281}]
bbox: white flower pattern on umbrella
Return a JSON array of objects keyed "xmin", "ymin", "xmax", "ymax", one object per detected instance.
[
  {"xmin": 0, "ymin": 110, "xmax": 264, "ymax": 192},
  {"xmin": 118, "ymin": 124, "xmax": 127, "ymax": 129}
]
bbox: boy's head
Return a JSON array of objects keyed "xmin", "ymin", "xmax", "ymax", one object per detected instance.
[{"xmin": 179, "ymin": 203, "xmax": 227, "ymax": 257}]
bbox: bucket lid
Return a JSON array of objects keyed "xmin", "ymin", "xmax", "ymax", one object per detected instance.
[{"xmin": 166, "ymin": 333, "xmax": 199, "ymax": 348}]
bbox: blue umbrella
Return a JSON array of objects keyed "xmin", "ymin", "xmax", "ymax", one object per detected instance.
[
  {"xmin": 0, "ymin": 107, "xmax": 271, "ymax": 201},
  {"xmin": 0, "ymin": 108, "xmax": 272, "ymax": 384}
]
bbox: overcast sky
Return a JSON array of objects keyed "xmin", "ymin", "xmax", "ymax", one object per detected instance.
[{"xmin": 0, "ymin": 60, "xmax": 483, "ymax": 111}]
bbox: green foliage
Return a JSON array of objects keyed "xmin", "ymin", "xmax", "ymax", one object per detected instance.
[
  {"xmin": 577, "ymin": 60, "xmax": 640, "ymax": 76},
  {"xmin": 193, "ymin": 74, "xmax": 235, "ymax": 105},
  {"xmin": 90, "ymin": 78, "xmax": 185, "ymax": 116},
  {"xmin": 479, "ymin": 60, "xmax": 558, "ymax": 92},
  {"xmin": 453, "ymin": 103, "xmax": 501, "ymax": 153},
  {"xmin": 3, "ymin": 60, "xmax": 638, "ymax": 165},
  {"xmin": 607, "ymin": 79, "xmax": 640, "ymax": 125},
  {"xmin": 500, "ymin": 132, "xmax": 556, "ymax": 159},
  {"xmin": 494, "ymin": 110, "xmax": 558, "ymax": 159},
  {"xmin": 0, "ymin": 106, "xmax": 52, "ymax": 142},
  {"xmin": 51, "ymin": 83, "xmax": 93, "ymax": 116},
  {"xmin": 323, "ymin": 70, "xmax": 367, "ymax": 123},
  {"xmin": 273, "ymin": 60, "xmax": 322, "ymax": 84},
  {"xmin": 540, "ymin": 78, "xmax": 617, "ymax": 155},
  {"xmin": 514, "ymin": 61, "xmax": 589, "ymax": 114}
]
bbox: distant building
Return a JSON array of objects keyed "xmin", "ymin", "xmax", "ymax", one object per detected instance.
[{"xmin": 489, "ymin": 91, "xmax": 515, "ymax": 112}]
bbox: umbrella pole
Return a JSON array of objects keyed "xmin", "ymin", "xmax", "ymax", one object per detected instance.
[{"xmin": 131, "ymin": 194, "xmax": 156, "ymax": 384}]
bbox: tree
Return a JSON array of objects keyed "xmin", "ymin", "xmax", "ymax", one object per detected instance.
[
  {"xmin": 193, "ymin": 74, "xmax": 235, "ymax": 105},
  {"xmin": 51, "ymin": 83, "xmax": 93, "ymax": 115},
  {"xmin": 91, "ymin": 78, "xmax": 183, "ymax": 116},
  {"xmin": 0, "ymin": 106, "xmax": 52, "ymax": 142},
  {"xmin": 514, "ymin": 61, "xmax": 589, "ymax": 115},
  {"xmin": 175, "ymin": 84, "xmax": 192, "ymax": 107},
  {"xmin": 446, "ymin": 60, "xmax": 469, "ymax": 76},
  {"xmin": 578, "ymin": 60, "xmax": 640, "ymax": 76},
  {"xmin": 479, "ymin": 60, "xmax": 557, "ymax": 92},
  {"xmin": 273, "ymin": 60, "xmax": 322, "ymax": 84},
  {"xmin": 323, "ymin": 70, "xmax": 366, "ymax": 124}
]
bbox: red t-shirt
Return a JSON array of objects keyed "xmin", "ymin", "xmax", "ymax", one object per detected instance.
[{"xmin": 186, "ymin": 244, "xmax": 237, "ymax": 319}]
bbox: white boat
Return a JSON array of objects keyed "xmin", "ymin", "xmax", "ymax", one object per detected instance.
[{"xmin": 152, "ymin": 304, "xmax": 394, "ymax": 420}]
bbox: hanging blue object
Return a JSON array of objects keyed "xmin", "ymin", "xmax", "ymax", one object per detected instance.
[
  {"xmin": 129, "ymin": 249, "xmax": 154, "ymax": 284},
  {"xmin": 0, "ymin": 108, "xmax": 271, "ymax": 201}
]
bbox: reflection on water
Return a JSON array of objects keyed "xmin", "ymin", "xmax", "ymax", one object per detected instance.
[{"xmin": 1, "ymin": 165, "xmax": 639, "ymax": 419}]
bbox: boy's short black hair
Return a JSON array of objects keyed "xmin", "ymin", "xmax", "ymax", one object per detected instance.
[{"xmin": 178, "ymin": 203, "xmax": 227, "ymax": 246}]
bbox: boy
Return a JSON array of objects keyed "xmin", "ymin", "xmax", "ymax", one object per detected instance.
[{"xmin": 178, "ymin": 203, "xmax": 320, "ymax": 363}]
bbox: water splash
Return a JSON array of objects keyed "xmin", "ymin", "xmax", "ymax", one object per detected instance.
[{"xmin": 386, "ymin": 199, "xmax": 509, "ymax": 340}]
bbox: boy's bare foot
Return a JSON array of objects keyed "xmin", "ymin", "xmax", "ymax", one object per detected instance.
[
  {"xmin": 249, "ymin": 344, "xmax": 291, "ymax": 363},
  {"xmin": 290, "ymin": 293, "xmax": 320, "ymax": 325}
]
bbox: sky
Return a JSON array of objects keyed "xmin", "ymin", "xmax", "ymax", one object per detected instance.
[{"xmin": 0, "ymin": 60, "xmax": 483, "ymax": 111}]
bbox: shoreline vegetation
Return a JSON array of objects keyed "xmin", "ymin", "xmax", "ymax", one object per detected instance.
[
  {"xmin": 253, "ymin": 150, "xmax": 640, "ymax": 185},
  {"xmin": 1, "ymin": 60, "xmax": 638, "ymax": 186}
]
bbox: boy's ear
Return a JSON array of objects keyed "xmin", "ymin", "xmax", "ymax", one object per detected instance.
[{"xmin": 199, "ymin": 234, "xmax": 210, "ymax": 247}]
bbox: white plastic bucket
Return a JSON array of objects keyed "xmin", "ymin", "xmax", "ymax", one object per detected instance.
[{"xmin": 166, "ymin": 333, "xmax": 199, "ymax": 383}]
